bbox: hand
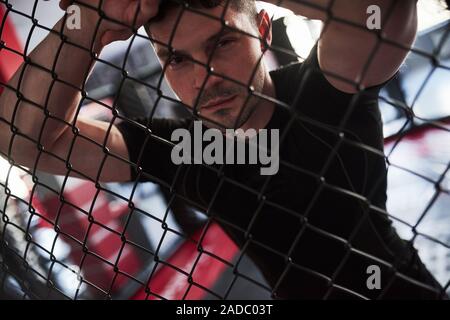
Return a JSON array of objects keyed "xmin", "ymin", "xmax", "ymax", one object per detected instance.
[{"xmin": 59, "ymin": 0, "xmax": 159, "ymax": 46}]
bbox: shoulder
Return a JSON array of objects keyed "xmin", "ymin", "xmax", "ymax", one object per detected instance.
[
  {"xmin": 270, "ymin": 45, "xmax": 385, "ymax": 124},
  {"xmin": 269, "ymin": 45, "xmax": 349, "ymax": 108}
]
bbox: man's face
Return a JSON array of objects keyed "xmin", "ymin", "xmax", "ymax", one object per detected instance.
[{"xmin": 148, "ymin": 5, "xmax": 268, "ymax": 130}]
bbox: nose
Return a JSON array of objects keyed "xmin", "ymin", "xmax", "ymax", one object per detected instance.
[{"xmin": 193, "ymin": 62, "xmax": 223, "ymax": 92}]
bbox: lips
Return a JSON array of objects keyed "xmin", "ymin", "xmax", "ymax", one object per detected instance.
[{"xmin": 202, "ymin": 95, "xmax": 237, "ymax": 110}]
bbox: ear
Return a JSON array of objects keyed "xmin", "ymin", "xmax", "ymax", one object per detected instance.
[{"xmin": 257, "ymin": 10, "xmax": 272, "ymax": 52}]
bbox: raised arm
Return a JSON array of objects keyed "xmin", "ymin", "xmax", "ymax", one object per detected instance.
[
  {"xmin": 0, "ymin": 0, "xmax": 158, "ymax": 182},
  {"xmin": 264, "ymin": 0, "xmax": 418, "ymax": 93}
]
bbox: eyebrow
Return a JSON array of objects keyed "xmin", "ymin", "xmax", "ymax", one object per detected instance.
[{"xmin": 156, "ymin": 27, "xmax": 236, "ymax": 60}]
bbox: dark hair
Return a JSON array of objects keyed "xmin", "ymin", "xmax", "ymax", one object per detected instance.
[{"xmin": 149, "ymin": 0, "xmax": 258, "ymax": 24}]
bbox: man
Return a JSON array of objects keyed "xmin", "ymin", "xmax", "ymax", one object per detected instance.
[{"xmin": 0, "ymin": 0, "xmax": 446, "ymax": 299}]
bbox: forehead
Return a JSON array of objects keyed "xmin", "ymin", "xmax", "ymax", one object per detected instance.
[{"xmin": 148, "ymin": 5, "xmax": 254, "ymax": 54}]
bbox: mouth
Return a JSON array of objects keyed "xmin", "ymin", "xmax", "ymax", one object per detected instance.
[{"xmin": 201, "ymin": 95, "xmax": 238, "ymax": 111}]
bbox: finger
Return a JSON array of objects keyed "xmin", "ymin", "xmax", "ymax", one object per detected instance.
[
  {"xmin": 59, "ymin": 0, "xmax": 73, "ymax": 11},
  {"xmin": 124, "ymin": 0, "xmax": 159, "ymax": 28},
  {"xmin": 124, "ymin": 1, "xmax": 141, "ymax": 27},
  {"xmin": 101, "ymin": 29, "xmax": 133, "ymax": 46},
  {"xmin": 137, "ymin": 0, "xmax": 160, "ymax": 24},
  {"xmin": 140, "ymin": 0, "xmax": 159, "ymax": 17}
]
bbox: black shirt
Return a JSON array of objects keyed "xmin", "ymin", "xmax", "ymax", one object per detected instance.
[{"xmin": 116, "ymin": 46, "xmax": 444, "ymax": 299}]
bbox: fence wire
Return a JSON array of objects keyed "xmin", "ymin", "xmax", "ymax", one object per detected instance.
[{"xmin": 0, "ymin": 0, "xmax": 449, "ymax": 300}]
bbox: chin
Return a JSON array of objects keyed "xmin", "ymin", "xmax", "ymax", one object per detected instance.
[{"xmin": 201, "ymin": 104, "xmax": 251, "ymax": 130}]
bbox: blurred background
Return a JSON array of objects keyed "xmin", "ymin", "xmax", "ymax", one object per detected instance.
[{"xmin": 0, "ymin": 0, "xmax": 449, "ymax": 299}]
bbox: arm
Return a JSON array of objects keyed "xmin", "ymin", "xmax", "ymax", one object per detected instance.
[
  {"xmin": 264, "ymin": 0, "xmax": 418, "ymax": 93},
  {"xmin": 0, "ymin": 0, "xmax": 158, "ymax": 182}
]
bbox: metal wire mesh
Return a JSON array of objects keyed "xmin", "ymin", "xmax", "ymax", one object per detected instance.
[{"xmin": 0, "ymin": 0, "xmax": 449, "ymax": 300}]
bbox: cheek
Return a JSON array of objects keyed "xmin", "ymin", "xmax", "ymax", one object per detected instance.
[
  {"xmin": 166, "ymin": 74, "xmax": 194, "ymax": 103},
  {"xmin": 213, "ymin": 55, "xmax": 259, "ymax": 86},
  {"xmin": 234, "ymin": 42, "xmax": 264, "ymax": 82}
]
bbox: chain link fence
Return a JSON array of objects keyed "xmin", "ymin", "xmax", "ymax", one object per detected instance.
[{"xmin": 0, "ymin": 0, "xmax": 449, "ymax": 299}]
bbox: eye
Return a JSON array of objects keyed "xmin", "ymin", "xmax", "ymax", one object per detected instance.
[
  {"xmin": 216, "ymin": 38, "xmax": 235, "ymax": 49},
  {"xmin": 167, "ymin": 55, "xmax": 187, "ymax": 69}
]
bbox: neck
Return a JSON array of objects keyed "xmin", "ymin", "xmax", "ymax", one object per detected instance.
[{"xmin": 239, "ymin": 71, "xmax": 276, "ymax": 132}]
